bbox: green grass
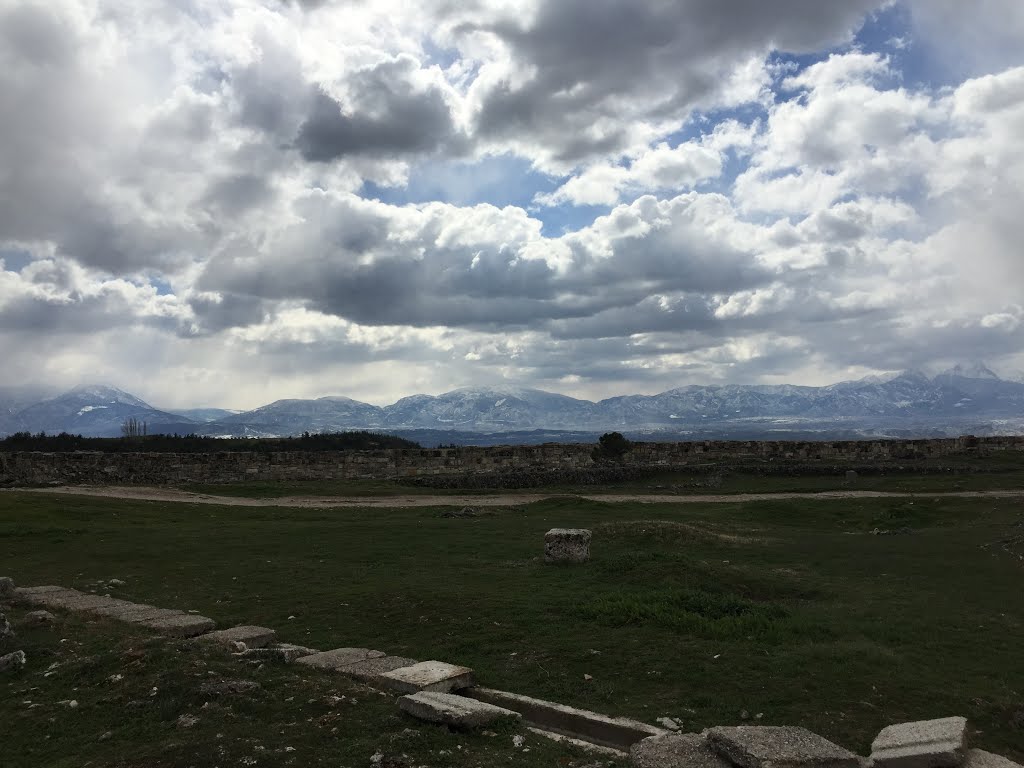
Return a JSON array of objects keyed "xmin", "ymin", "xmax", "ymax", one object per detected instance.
[
  {"xmin": 2, "ymin": 490, "xmax": 1023, "ymax": 764},
  {"xmin": 0, "ymin": 607, "xmax": 582, "ymax": 768}
]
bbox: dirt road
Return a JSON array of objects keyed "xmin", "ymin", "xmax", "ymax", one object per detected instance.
[{"xmin": 7, "ymin": 485, "xmax": 1024, "ymax": 508}]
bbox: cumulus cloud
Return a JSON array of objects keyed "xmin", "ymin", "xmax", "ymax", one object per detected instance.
[{"xmin": 1, "ymin": 0, "xmax": 1023, "ymax": 406}]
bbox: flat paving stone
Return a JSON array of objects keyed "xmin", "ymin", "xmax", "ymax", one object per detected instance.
[
  {"xmin": 399, "ymin": 691, "xmax": 520, "ymax": 728},
  {"xmin": 707, "ymin": 726, "xmax": 861, "ymax": 768},
  {"xmin": 92, "ymin": 604, "xmax": 185, "ymax": 622},
  {"xmin": 340, "ymin": 655, "xmax": 419, "ymax": 684},
  {"xmin": 44, "ymin": 593, "xmax": 122, "ymax": 611},
  {"xmin": 871, "ymin": 717, "xmax": 969, "ymax": 768},
  {"xmin": 966, "ymin": 750, "xmax": 1023, "ymax": 768},
  {"xmin": 14, "ymin": 587, "xmax": 83, "ymax": 606},
  {"xmin": 197, "ymin": 625, "xmax": 276, "ymax": 649},
  {"xmin": 295, "ymin": 648, "xmax": 385, "ymax": 671},
  {"xmin": 632, "ymin": 733, "xmax": 733, "ymax": 768},
  {"xmin": 379, "ymin": 660, "xmax": 474, "ymax": 694},
  {"xmin": 139, "ymin": 614, "xmax": 215, "ymax": 638}
]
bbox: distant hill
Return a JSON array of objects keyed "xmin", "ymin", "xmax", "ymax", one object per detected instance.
[{"xmin": 3, "ymin": 364, "xmax": 1024, "ymax": 441}]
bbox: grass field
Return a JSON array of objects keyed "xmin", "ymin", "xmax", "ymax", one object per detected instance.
[{"xmin": 2, "ymin": 488, "xmax": 1023, "ymax": 766}]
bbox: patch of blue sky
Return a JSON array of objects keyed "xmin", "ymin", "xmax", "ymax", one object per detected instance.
[
  {"xmin": 854, "ymin": 2, "xmax": 948, "ymax": 89},
  {"xmin": 149, "ymin": 276, "xmax": 175, "ymax": 296},
  {"xmin": 0, "ymin": 248, "xmax": 34, "ymax": 272},
  {"xmin": 360, "ymin": 154, "xmax": 610, "ymax": 235},
  {"xmin": 361, "ymin": 154, "xmax": 554, "ymax": 209}
]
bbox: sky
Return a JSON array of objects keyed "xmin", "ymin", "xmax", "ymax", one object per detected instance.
[{"xmin": 1, "ymin": 0, "xmax": 1024, "ymax": 409}]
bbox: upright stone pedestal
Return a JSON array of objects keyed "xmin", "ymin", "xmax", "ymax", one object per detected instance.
[{"xmin": 544, "ymin": 528, "xmax": 592, "ymax": 563}]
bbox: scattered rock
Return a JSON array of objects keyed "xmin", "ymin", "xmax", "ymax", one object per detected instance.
[
  {"xmin": 23, "ymin": 610, "xmax": 57, "ymax": 626},
  {"xmin": 657, "ymin": 717, "xmax": 683, "ymax": 731},
  {"xmin": 176, "ymin": 714, "xmax": 200, "ymax": 729},
  {"xmin": 0, "ymin": 650, "xmax": 26, "ymax": 673},
  {"xmin": 0, "ymin": 576, "xmax": 14, "ymax": 596},
  {"xmin": 871, "ymin": 716, "xmax": 969, "ymax": 768},
  {"xmin": 513, "ymin": 735, "xmax": 525, "ymax": 748},
  {"xmin": 633, "ymin": 733, "xmax": 733, "ymax": 768},
  {"xmin": 108, "ymin": 579, "xmax": 126, "ymax": 587},
  {"xmin": 707, "ymin": 725, "xmax": 861, "ymax": 768},
  {"xmin": 544, "ymin": 528, "xmax": 593, "ymax": 564},
  {"xmin": 98, "ymin": 731, "xmax": 113, "ymax": 742},
  {"xmin": 399, "ymin": 691, "xmax": 520, "ymax": 728},
  {"xmin": 0, "ymin": 613, "xmax": 13, "ymax": 640},
  {"xmin": 198, "ymin": 679, "xmax": 262, "ymax": 697}
]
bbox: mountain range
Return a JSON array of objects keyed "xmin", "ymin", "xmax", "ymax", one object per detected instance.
[{"xmin": 3, "ymin": 363, "xmax": 1024, "ymax": 443}]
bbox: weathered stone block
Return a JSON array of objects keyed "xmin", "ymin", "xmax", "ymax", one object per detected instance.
[
  {"xmin": 544, "ymin": 528, "xmax": 592, "ymax": 563},
  {"xmin": 92, "ymin": 604, "xmax": 184, "ymax": 622},
  {"xmin": 12, "ymin": 586, "xmax": 76, "ymax": 605},
  {"xmin": 0, "ymin": 576, "xmax": 14, "ymax": 596},
  {"xmin": 399, "ymin": 691, "xmax": 520, "ymax": 728},
  {"xmin": 295, "ymin": 647, "xmax": 385, "ymax": 671},
  {"xmin": 340, "ymin": 655, "xmax": 419, "ymax": 684},
  {"xmin": 707, "ymin": 726, "xmax": 860, "ymax": 768},
  {"xmin": 633, "ymin": 733, "xmax": 732, "ymax": 768},
  {"xmin": 871, "ymin": 717, "xmax": 969, "ymax": 768},
  {"xmin": 140, "ymin": 614, "xmax": 215, "ymax": 638},
  {"xmin": 379, "ymin": 660, "xmax": 475, "ymax": 694},
  {"xmin": 966, "ymin": 750, "xmax": 1023, "ymax": 768},
  {"xmin": 197, "ymin": 625, "xmax": 276, "ymax": 649}
]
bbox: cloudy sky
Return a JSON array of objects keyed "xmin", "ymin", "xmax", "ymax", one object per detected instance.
[{"xmin": 1, "ymin": 0, "xmax": 1023, "ymax": 408}]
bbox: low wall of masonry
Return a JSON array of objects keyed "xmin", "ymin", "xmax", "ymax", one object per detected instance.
[{"xmin": 1, "ymin": 435, "xmax": 1023, "ymax": 487}]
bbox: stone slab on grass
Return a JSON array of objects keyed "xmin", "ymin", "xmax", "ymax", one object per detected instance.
[
  {"xmin": 13, "ymin": 587, "xmax": 82, "ymax": 606},
  {"xmin": 139, "ymin": 614, "xmax": 215, "ymax": 638},
  {"xmin": 544, "ymin": 528, "xmax": 592, "ymax": 563},
  {"xmin": 92, "ymin": 604, "xmax": 184, "ymax": 622},
  {"xmin": 633, "ymin": 733, "xmax": 733, "ymax": 768},
  {"xmin": 967, "ymin": 750, "xmax": 1023, "ymax": 768},
  {"xmin": 43, "ymin": 593, "xmax": 122, "ymax": 612},
  {"xmin": 12, "ymin": 585, "xmax": 66, "ymax": 600},
  {"xmin": 340, "ymin": 655, "xmax": 419, "ymax": 684},
  {"xmin": 379, "ymin": 661, "xmax": 474, "ymax": 694},
  {"xmin": 871, "ymin": 717, "xmax": 969, "ymax": 768},
  {"xmin": 197, "ymin": 625, "xmax": 276, "ymax": 649},
  {"xmin": 295, "ymin": 648, "xmax": 385, "ymax": 671},
  {"xmin": 399, "ymin": 691, "xmax": 520, "ymax": 728},
  {"xmin": 707, "ymin": 726, "xmax": 861, "ymax": 768}
]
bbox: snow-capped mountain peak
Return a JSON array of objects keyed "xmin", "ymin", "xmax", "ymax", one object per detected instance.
[{"xmin": 935, "ymin": 363, "xmax": 1001, "ymax": 381}]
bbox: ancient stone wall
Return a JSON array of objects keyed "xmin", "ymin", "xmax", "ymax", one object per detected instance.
[{"xmin": 1, "ymin": 435, "xmax": 1023, "ymax": 487}]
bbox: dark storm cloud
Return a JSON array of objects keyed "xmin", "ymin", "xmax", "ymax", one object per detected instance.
[
  {"xmin": 195, "ymin": 190, "xmax": 775, "ymax": 331},
  {"xmin": 294, "ymin": 58, "xmax": 459, "ymax": 161},
  {"xmin": 470, "ymin": 0, "xmax": 886, "ymax": 162}
]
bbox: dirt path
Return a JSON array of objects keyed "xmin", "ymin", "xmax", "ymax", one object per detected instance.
[{"xmin": 8, "ymin": 484, "xmax": 1024, "ymax": 508}]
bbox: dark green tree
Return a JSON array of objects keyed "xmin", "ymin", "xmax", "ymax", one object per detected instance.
[{"xmin": 592, "ymin": 431, "xmax": 632, "ymax": 462}]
